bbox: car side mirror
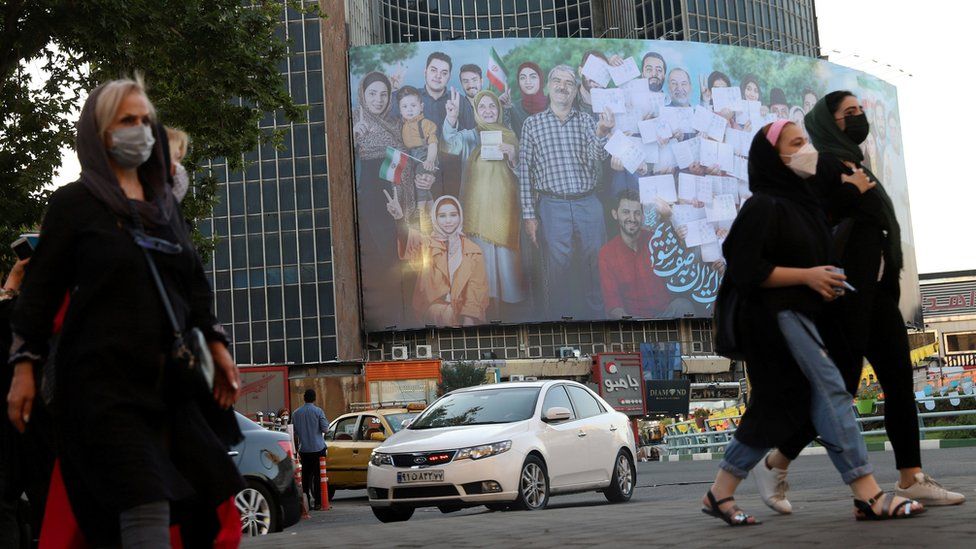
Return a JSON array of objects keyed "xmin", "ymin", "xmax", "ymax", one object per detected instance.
[
  {"xmin": 370, "ymin": 432, "xmax": 387, "ymax": 442},
  {"xmin": 543, "ymin": 407, "xmax": 572, "ymax": 422}
]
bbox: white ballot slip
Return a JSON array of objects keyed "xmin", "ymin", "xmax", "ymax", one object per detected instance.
[
  {"xmin": 591, "ymin": 88, "xmax": 628, "ymax": 114},
  {"xmin": 700, "ymin": 240, "xmax": 723, "ymax": 262},
  {"xmin": 719, "ymin": 176, "xmax": 739, "ymax": 200},
  {"xmin": 717, "ymin": 142, "xmax": 735, "ymax": 173},
  {"xmin": 737, "ymin": 179, "xmax": 752, "ymax": 201},
  {"xmin": 706, "ymin": 193, "xmax": 738, "ymax": 222},
  {"xmin": 609, "ymin": 57, "xmax": 641, "ymax": 87},
  {"xmin": 677, "ymin": 173, "xmax": 700, "ymax": 201},
  {"xmin": 671, "ymin": 138, "xmax": 698, "ymax": 169},
  {"xmin": 642, "ymin": 141, "xmax": 660, "ymax": 164},
  {"xmin": 479, "ymin": 131, "xmax": 504, "ymax": 160},
  {"xmin": 699, "ymin": 139, "xmax": 719, "ymax": 169},
  {"xmin": 706, "ymin": 113, "xmax": 728, "ymax": 142},
  {"xmin": 672, "ymin": 203, "xmax": 707, "ymax": 227},
  {"xmin": 696, "ymin": 177, "xmax": 713, "ymax": 205},
  {"xmin": 662, "ymin": 106, "xmax": 695, "ymax": 133},
  {"xmin": 581, "ymin": 55, "xmax": 611, "ymax": 88},
  {"xmin": 604, "ymin": 132, "xmax": 645, "ymax": 173},
  {"xmin": 733, "ymin": 155, "xmax": 749, "ymax": 181},
  {"xmin": 692, "ymin": 106, "xmax": 713, "ymax": 134},
  {"xmin": 712, "ymin": 87, "xmax": 743, "ymax": 113},
  {"xmin": 638, "ymin": 117, "xmax": 673, "ymax": 144},
  {"xmin": 726, "ymin": 128, "xmax": 751, "ymax": 156},
  {"xmin": 684, "ymin": 219, "xmax": 717, "ymax": 247},
  {"xmin": 615, "ymin": 112, "xmax": 640, "ymax": 134},
  {"xmin": 657, "ymin": 142, "xmax": 676, "ymax": 169},
  {"xmin": 639, "ymin": 175, "xmax": 677, "ymax": 204}
]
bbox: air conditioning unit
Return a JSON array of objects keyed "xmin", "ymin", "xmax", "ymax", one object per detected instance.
[
  {"xmin": 391, "ymin": 346, "xmax": 409, "ymax": 360},
  {"xmin": 366, "ymin": 348, "xmax": 383, "ymax": 361},
  {"xmin": 416, "ymin": 345, "xmax": 433, "ymax": 359},
  {"xmin": 509, "ymin": 375, "xmax": 526, "ymax": 382},
  {"xmin": 559, "ymin": 346, "xmax": 580, "ymax": 359},
  {"xmin": 691, "ymin": 342, "xmax": 704, "ymax": 353}
]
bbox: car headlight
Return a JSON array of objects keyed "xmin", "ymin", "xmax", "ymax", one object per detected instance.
[
  {"xmin": 370, "ymin": 452, "xmax": 393, "ymax": 466},
  {"xmin": 455, "ymin": 440, "xmax": 512, "ymax": 461}
]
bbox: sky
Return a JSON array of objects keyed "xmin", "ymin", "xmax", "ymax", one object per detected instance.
[{"xmin": 49, "ymin": 1, "xmax": 974, "ymax": 274}]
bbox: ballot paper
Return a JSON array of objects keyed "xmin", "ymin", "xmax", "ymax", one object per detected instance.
[
  {"xmin": 671, "ymin": 138, "xmax": 699, "ymax": 169},
  {"xmin": 642, "ymin": 142, "xmax": 660, "ymax": 164},
  {"xmin": 735, "ymin": 100, "xmax": 763, "ymax": 128},
  {"xmin": 684, "ymin": 219, "xmax": 718, "ymax": 247},
  {"xmin": 696, "ymin": 177, "xmax": 713, "ymax": 205},
  {"xmin": 604, "ymin": 132, "xmax": 645, "ymax": 173},
  {"xmin": 638, "ymin": 117, "xmax": 673, "ymax": 144},
  {"xmin": 726, "ymin": 128, "xmax": 751, "ymax": 156},
  {"xmin": 672, "ymin": 203, "xmax": 707, "ymax": 227},
  {"xmin": 608, "ymin": 57, "xmax": 641, "ymax": 87},
  {"xmin": 591, "ymin": 88, "xmax": 628, "ymax": 114},
  {"xmin": 678, "ymin": 173, "xmax": 702, "ymax": 201},
  {"xmin": 692, "ymin": 106, "xmax": 714, "ymax": 134},
  {"xmin": 662, "ymin": 106, "xmax": 695, "ymax": 133},
  {"xmin": 733, "ymin": 155, "xmax": 749, "ymax": 181},
  {"xmin": 706, "ymin": 193, "xmax": 738, "ymax": 222},
  {"xmin": 717, "ymin": 142, "xmax": 735, "ymax": 173},
  {"xmin": 657, "ymin": 142, "xmax": 676, "ymax": 169},
  {"xmin": 700, "ymin": 240, "xmax": 723, "ymax": 262},
  {"xmin": 480, "ymin": 131, "xmax": 504, "ymax": 160},
  {"xmin": 615, "ymin": 112, "xmax": 640, "ymax": 134},
  {"xmin": 581, "ymin": 55, "xmax": 611, "ymax": 88},
  {"xmin": 639, "ymin": 175, "xmax": 678, "ymax": 203},
  {"xmin": 706, "ymin": 114, "xmax": 729, "ymax": 142},
  {"xmin": 738, "ymin": 179, "xmax": 753, "ymax": 201},
  {"xmin": 699, "ymin": 139, "xmax": 719, "ymax": 169},
  {"xmin": 712, "ymin": 87, "xmax": 743, "ymax": 113}
]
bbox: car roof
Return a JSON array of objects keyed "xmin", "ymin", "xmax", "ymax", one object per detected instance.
[
  {"xmin": 452, "ymin": 380, "xmax": 582, "ymax": 393},
  {"xmin": 333, "ymin": 408, "xmax": 418, "ymax": 421}
]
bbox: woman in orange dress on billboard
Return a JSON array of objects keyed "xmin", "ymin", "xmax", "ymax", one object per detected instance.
[{"xmin": 384, "ymin": 193, "xmax": 488, "ymax": 326}]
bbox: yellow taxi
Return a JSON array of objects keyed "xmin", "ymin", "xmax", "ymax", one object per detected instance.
[{"xmin": 325, "ymin": 402, "xmax": 425, "ymax": 500}]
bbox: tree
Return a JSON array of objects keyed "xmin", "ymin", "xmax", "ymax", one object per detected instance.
[
  {"xmin": 711, "ymin": 46, "xmax": 821, "ymax": 106},
  {"xmin": 437, "ymin": 361, "xmax": 487, "ymax": 396},
  {"xmin": 0, "ymin": 0, "xmax": 318, "ymax": 266}
]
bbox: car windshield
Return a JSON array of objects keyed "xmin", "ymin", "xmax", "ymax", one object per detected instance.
[
  {"xmin": 409, "ymin": 387, "xmax": 541, "ymax": 429},
  {"xmin": 383, "ymin": 412, "xmax": 419, "ymax": 433}
]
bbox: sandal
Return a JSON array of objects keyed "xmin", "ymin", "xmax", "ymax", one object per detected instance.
[
  {"xmin": 701, "ymin": 490, "xmax": 761, "ymax": 526},
  {"xmin": 854, "ymin": 490, "xmax": 926, "ymax": 521}
]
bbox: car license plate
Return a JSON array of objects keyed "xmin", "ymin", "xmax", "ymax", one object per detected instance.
[{"xmin": 397, "ymin": 470, "xmax": 444, "ymax": 483}]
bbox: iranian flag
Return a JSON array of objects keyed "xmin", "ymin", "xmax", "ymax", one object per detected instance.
[
  {"xmin": 379, "ymin": 146, "xmax": 408, "ymax": 184},
  {"xmin": 486, "ymin": 47, "xmax": 507, "ymax": 93}
]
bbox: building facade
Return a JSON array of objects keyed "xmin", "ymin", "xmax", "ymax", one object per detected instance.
[
  {"xmin": 920, "ymin": 270, "xmax": 976, "ymax": 369},
  {"xmin": 203, "ymin": 0, "xmax": 821, "ymax": 386}
]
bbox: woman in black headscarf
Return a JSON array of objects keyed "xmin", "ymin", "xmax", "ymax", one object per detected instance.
[
  {"xmin": 7, "ymin": 77, "xmax": 244, "ymax": 547},
  {"xmin": 701, "ymin": 120, "xmax": 923, "ymax": 526},
  {"xmin": 768, "ymin": 91, "xmax": 966, "ymax": 508}
]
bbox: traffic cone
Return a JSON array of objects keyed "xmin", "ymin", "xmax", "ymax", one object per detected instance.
[
  {"xmin": 294, "ymin": 455, "xmax": 310, "ymax": 519},
  {"xmin": 319, "ymin": 455, "xmax": 331, "ymax": 511}
]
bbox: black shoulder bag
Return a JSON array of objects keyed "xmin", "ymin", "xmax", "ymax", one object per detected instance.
[
  {"xmin": 128, "ymin": 205, "xmax": 215, "ymax": 395},
  {"xmin": 712, "ymin": 276, "xmax": 746, "ymax": 361}
]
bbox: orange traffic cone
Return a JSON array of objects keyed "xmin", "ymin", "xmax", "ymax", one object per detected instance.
[
  {"xmin": 319, "ymin": 455, "xmax": 331, "ymax": 511},
  {"xmin": 294, "ymin": 456, "xmax": 310, "ymax": 519}
]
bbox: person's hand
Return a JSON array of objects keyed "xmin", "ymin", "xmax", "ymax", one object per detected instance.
[
  {"xmin": 389, "ymin": 63, "xmax": 405, "ymax": 91},
  {"xmin": 654, "ymin": 198, "xmax": 672, "ymax": 218},
  {"xmin": 675, "ymin": 224, "xmax": 688, "ymax": 242},
  {"xmin": 415, "ymin": 173, "xmax": 434, "ymax": 191},
  {"xmin": 445, "ymin": 88, "xmax": 461, "ymax": 126},
  {"xmin": 352, "ymin": 108, "xmax": 368, "ymax": 142},
  {"xmin": 597, "ymin": 107, "xmax": 615, "ymax": 137},
  {"xmin": 608, "ymin": 55, "xmax": 625, "ymax": 67},
  {"xmin": 610, "ymin": 156, "xmax": 624, "ymax": 171},
  {"xmin": 712, "ymin": 260, "xmax": 727, "ymax": 276},
  {"xmin": 719, "ymin": 108, "xmax": 734, "ymax": 122},
  {"xmin": 841, "ymin": 167, "xmax": 875, "ymax": 194},
  {"xmin": 804, "ymin": 266, "xmax": 847, "ymax": 301},
  {"xmin": 210, "ymin": 342, "xmax": 240, "ymax": 409},
  {"xmin": 636, "ymin": 162, "xmax": 650, "ymax": 176},
  {"xmin": 423, "ymin": 158, "xmax": 436, "ymax": 172},
  {"xmin": 7, "ymin": 361, "xmax": 35, "ymax": 433},
  {"xmin": 383, "ymin": 188, "xmax": 403, "ymax": 220},
  {"xmin": 499, "ymin": 88, "xmax": 513, "ymax": 109},
  {"xmin": 524, "ymin": 219, "xmax": 539, "ymax": 247},
  {"xmin": 4, "ymin": 257, "xmax": 29, "ymax": 291},
  {"xmin": 499, "ymin": 143, "xmax": 516, "ymax": 162},
  {"xmin": 672, "ymin": 129, "xmax": 683, "ymax": 141},
  {"xmin": 692, "ymin": 199, "xmax": 705, "ymax": 208},
  {"xmin": 716, "ymin": 228, "xmax": 729, "ymax": 240}
]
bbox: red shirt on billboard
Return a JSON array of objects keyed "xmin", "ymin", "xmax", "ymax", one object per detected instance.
[{"xmin": 599, "ymin": 226, "xmax": 670, "ymax": 319}]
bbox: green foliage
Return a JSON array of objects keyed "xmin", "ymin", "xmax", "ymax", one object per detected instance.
[
  {"xmin": 1, "ymin": 0, "xmax": 320, "ymax": 266},
  {"xmin": 349, "ymin": 43, "xmax": 419, "ymax": 77},
  {"xmin": 499, "ymin": 39, "xmax": 645, "ymax": 102},
  {"xmin": 437, "ymin": 361, "xmax": 488, "ymax": 396},
  {"xmin": 712, "ymin": 46, "xmax": 821, "ymax": 107}
]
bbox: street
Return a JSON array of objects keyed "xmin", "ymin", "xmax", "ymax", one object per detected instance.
[{"xmin": 244, "ymin": 446, "xmax": 976, "ymax": 547}]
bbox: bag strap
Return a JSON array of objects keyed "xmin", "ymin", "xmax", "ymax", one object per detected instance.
[{"xmin": 128, "ymin": 202, "xmax": 183, "ymax": 341}]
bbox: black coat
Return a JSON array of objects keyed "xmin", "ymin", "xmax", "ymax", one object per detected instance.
[
  {"xmin": 9, "ymin": 182, "xmax": 244, "ymax": 543},
  {"xmin": 721, "ymin": 131, "xmax": 836, "ymax": 449}
]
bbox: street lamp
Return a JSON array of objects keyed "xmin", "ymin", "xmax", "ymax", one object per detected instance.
[
  {"xmin": 535, "ymin": 25, "xmax": 551, "ymax": 37},
  {"xmin": 596, "ymin": 26, "xmax": 619, "ymax": 39},
  {"xmin": 570, "ymin": 27, "xmax": 590, "ymax": 38},
  {"xmin": 624, "ymin": 26, "xmax": 644, "ymax": 39}
]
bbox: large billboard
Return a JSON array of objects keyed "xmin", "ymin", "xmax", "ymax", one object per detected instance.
[{"xmin": 348, "ymin": 38, "xmax": 920, "ymax": 332}]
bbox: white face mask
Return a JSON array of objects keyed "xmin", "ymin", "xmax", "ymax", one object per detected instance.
[{"xmin": 783, "ymin": 142, "xmax": 818, "ymax": 178}]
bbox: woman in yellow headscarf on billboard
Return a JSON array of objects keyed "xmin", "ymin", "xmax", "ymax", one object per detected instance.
[{"xmin": 442, "ymin": 89, "xmax": 526, "ymax": 313}]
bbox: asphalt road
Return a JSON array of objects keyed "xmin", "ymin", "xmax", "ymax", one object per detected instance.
[{"xmin": 244, "ymin": 446, "xmax": 976, "ymax": 547}]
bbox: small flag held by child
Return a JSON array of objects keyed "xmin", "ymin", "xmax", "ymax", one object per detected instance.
[{"xmin": 379, "ymin": 146, "xmax": 409, "ymax": 184}]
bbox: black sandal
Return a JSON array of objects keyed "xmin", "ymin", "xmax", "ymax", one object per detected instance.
[
  {"xmin": 702, "ymin": 490, "xmax": 761, "ymax": 526},
  {"xmin": 854, "ymin": 490, "xmax": 925, "ymax": 521}
]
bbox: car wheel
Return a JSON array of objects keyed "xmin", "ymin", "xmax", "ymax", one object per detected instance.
[
  {"xmin": 371, "ymin": 506, "xmax": 415, "ymax": 523},
  {"xmin": 485, "ymin": 503, "xmax": 511, "ymax": 512},
  {"xmin": 604, "ymin": 449, "xmax": 636, "ymax": 503},
  {"xmin": 513, "ymin": 455, "xmax": 549, "ymax": 511},
  {"xmin": 236, "ymin": 479, "xmax": 279, "ymax": 536}
]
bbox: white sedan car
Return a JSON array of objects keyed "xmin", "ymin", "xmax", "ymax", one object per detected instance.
[{"xmin": 367, "ymin": 381, "xmax": 637, "ymax": 522}]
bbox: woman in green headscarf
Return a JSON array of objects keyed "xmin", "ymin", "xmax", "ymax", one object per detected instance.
[
  {"xmin": 763, "ymin": 91, "xmax": 965, "ymax": 511},
  {"xmin": 443, "ymin": 89, "xmax": 525, "ymax": 306}
]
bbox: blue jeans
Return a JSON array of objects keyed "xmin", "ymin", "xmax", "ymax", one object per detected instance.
[
  {"xmin": 720, "ymin": 311, "xmax": 873, "ymax": 485},
  {"xmin": 537, "ymin": 194, "xmax": 605, "ymax": 319}
]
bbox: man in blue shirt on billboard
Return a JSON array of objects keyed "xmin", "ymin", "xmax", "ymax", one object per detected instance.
[{"xmin": 293, "ymin": 389, "xmax": 329, "ymax": 509}]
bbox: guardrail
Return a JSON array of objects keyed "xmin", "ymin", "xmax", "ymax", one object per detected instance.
[{"xmin": 665, "ymin": 393, "xmax": 976, "ymax": 456}]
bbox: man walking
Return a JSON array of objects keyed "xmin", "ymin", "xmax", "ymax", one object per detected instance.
[
  {"xmin": 519, "ymin": 64, "xmax": 615, "ymax": 319},
  {"xmin": 293, "ymin": 389, "xmax": 329, "ymax": 509}
]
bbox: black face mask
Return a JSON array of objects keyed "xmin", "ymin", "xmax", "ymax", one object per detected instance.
[{"xmin": 842, "ymin": 113, "xmax": 870, "ymax": 144}]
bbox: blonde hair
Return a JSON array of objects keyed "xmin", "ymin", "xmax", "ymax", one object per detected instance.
[
  {"xmin": 166, "ymin": 127, "xmax": 189, "ymax": 162},
  {"xmin": 94, "ymin": 74, "xmax": 156, "ymax": 137}
]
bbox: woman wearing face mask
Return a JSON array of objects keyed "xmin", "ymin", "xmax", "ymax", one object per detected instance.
[
  {"xmin": 701, "ymin": 120, "xmax": 924, "ymax": 526},
  {"xmin": 6, "ymin": 77, "xmax": 244, "ymax": 547},
  {"xmin": 443, "ymin": 90, "xmax": 525, "ymax": 309},
  {"xmin": 384, "ymin": 194, "xmax": 488, "ymax": 326},
  {"xmin": 763, "ymin": 92, "xmax": 966, "ymax": 510}
]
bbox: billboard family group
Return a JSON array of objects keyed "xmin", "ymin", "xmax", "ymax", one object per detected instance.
[{"xmin": 348, "ymin": 37, "xmax": 917, "ymax": 332}]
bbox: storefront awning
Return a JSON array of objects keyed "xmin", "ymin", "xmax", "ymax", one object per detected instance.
[
  {"xmin": 492, "ymin": 358, "xmax": 592, "ymax": 378},
  {"xmin": 682, "ymin": 356, "xmax": 732, "ymax": 374}
]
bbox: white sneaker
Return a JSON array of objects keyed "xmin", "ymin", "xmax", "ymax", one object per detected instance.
[
  {"xmin": 753, "ymin": 454, "xmax": 793, "ymax": 514},
  {"xmin": 896, "ymin": 472, "xmax": 965, "ymax": 506}
]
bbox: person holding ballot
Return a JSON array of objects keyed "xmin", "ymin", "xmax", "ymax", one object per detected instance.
[
  {"xmin": 702, "ymin": 120, "xmax": 924, "ymax": 526},
  {"xmin": 442, "ymin": 89, "xmax": 525, "ymax": 308}
]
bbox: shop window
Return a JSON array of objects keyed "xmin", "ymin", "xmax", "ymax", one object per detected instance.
[{"xmin": 946, "ymin": 332, "xmax": 976, "ymax": 354}]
